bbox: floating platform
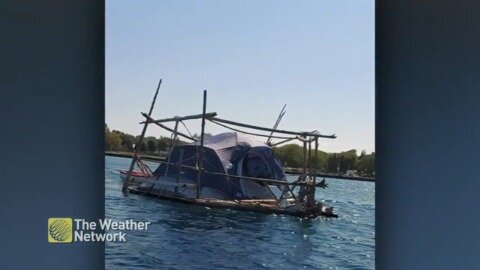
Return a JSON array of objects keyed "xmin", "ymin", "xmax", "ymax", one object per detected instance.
[
  {"xmin": 129, "ymin": 186, "xmax": 338, "ymax": 218},
  {"xmin": 120, "ymin": 86, "xmax": 340, "ymax": 219}
]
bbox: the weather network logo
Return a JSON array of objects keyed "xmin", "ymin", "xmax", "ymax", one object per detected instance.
[
  {"xmin": 48, "ymin": 217, "xmax": 150, "ymax": 243},
  {"xmin": 48, "ymin": 218, "xmax": 73, "ymax": 243}
]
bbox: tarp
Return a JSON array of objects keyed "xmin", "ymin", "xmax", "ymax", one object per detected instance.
[{"xmin": 152, "ymin": 132, "xmax": 287, "ymax": 199}]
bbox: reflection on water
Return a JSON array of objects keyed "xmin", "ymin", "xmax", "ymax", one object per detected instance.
[{"xmin": 105, "ymin": 156, "xmax": 375, "ymax": 269}]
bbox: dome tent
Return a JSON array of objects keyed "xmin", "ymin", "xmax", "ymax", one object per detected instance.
[{"xmin": 152, "ymin": 132, "xmax": 287, "ymax": 199}]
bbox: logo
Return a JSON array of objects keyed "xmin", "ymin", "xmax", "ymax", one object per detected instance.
[
  {"xmin": 47, "ymin": 218, "xmax": 151, "ymax": 243},
  {"xmin": 48, "ymin": 218, "xmax": 73, "ymax": 243}
]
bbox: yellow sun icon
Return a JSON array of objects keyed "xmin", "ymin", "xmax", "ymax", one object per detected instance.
[{"xmin": 48, "ymin": 218, "xmax": 73, "ymax": 243}]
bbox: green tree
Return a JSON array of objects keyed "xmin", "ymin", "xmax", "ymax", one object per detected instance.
[
  {"xmin": 146, "ymin": 137, "xmax": 158, "ymax": 153},
  {"xmin": 157, "ymin": 137, "xmax": 170, "ymax": 151},
  {"xmin": 140, "ymin": 142, "xmax": 148, "ymax": 152},
  {"xmin": 273, "ymin": 143, "xmax": 374, "ymax": 175},
  {"xmin": 311, "ymin": 150, "xmax": 329, "ymax": 172},
  {"xmin": 356, "ymin": 152, "xmax": 375, "ymax": 175},
  {"xmin": 111, "ymin": 130, "xmax": 135, "ymax": 151},
  {"xmin": 326, "ymin": 153, "xmax": 339, "ymax": 173},
  {"xmin": 273, "ymin": 144, "xmax": 304, "ymax": 168},
  {"xmin": 339, "ymin": 149, "xmax": 358, "ymax": 173},
  {"xmin": 120, "ymin": 134, "xmax": 135, "ymax": 151},
  {"xmin": 105, "ymin": 132, "xmax": 122, "ymax": 151}
]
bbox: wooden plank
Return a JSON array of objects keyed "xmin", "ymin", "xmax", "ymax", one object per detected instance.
[
  {"xmin": 231, "ymin": 198, "xmax": 296, "ymax": 203},
  {"xmin": 132, "ymin": 178, "xmax": 197, "ymax": 188},
  {"xmin": 128, "ymin": 189, "xmax": 338, "ymax": 218}
]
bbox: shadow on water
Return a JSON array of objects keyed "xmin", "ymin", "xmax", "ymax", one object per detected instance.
[
  {"xmin": 131, "ymin": 193, "xmax": 328, "ymax": 265},
  {"xmin": 117, "ymin": 191, "xmax": 271, "ymax": 229},
  {"xmin": 158, "ymin": 206, "xmax": 269, "ymax": 231}
]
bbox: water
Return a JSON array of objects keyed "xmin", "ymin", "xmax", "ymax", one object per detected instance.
[{"xmin": 105, "ymin": 156, "xmax": 375, "ymax": 269}]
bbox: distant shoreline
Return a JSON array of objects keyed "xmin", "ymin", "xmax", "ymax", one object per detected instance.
[
  {"xmin": 105, "ymin": 151, "xmax": 165, "ymax": 162},
  {"xmin": 105, "ymin": 151, "xmax": 375, "ymax": 182},
  {"xmin": 283, "ymin": 167, "xmax": 375, "ymax": 182}
]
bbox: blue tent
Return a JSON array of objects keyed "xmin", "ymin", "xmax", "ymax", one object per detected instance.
[{"xmin": 152, "ymin": 132, "xmax": 287, "ymax": 199}]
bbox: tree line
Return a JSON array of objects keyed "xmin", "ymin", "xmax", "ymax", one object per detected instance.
[
  {"xmin": 105, "ymin": 124, "xmax": 375, "ymax": 176},
  {"xmin": 273, "ymin": 144, "xmax": 375, "ymax": 176},
  {"xmin": 105, "ymin": 124, "xmax": 187, "ymax": 155}
]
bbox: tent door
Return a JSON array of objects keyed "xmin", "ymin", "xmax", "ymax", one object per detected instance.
[{"xmin": 237, "ymin": 151, "xmax": 276, "ymax": 199}]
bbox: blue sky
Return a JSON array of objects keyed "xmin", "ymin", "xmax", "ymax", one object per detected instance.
[{"xmin": 106, "ymin": 0, "xmax": 374, "ymax": 153}]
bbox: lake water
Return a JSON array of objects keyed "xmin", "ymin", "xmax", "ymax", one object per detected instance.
[{"xmin": 105, "ymin": 156, "xmax": 375, "ymax": 269}]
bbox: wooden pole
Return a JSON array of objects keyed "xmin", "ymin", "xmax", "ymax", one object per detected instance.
[
  {"xmin": 175, "ymin": 148, "xmax": 184, "ymax": 195},
  {"xmin": 196, "ymin": 90, "xmax": 207, "ymax": 198},
  {"xmin": 303, "ymin": 139, "xmax": 307, "ymax": 176},
  {"xmin": 140, "ymin": 112, "xmax": 217, "ymax": 124},
  {"xmin": 164, "ymin": 119, "xmax": 179, "ymax": 177},
  {"xmin": 266, "ymin": 104, "xmax": 286, "ymax": 145},
  {"xmin": 297, "ymin": 138, "xmax": 308, "ymax": 203},
  {"xmin": 314, "ymin": 137, "xmax": 318, "ymax": 184},
  {"xmin": 308, "ymin": 138, "xmax": 312, "ymax": 175},
  {"xmin": 306, "ymin": 137, "xmax": 319, "ymax": 207},
  {"xmin": 210, "ymin": 117, "xmax": 336, "ymax": 138},
  {"xmin": 141, "ymin": 113, "xmax": 197, "ymax": 141},
  {"xmin": 210, "ymin": 119, "xmax": 294, "ymax": 140},
  {"xmin": 122, "ymin": 79, "xmax": 162, "ymax": 192}
]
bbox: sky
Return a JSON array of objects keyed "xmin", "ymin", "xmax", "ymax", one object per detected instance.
[{"xmin": 106, "ymin": 0, "xmax": 374, "ymax": 154}]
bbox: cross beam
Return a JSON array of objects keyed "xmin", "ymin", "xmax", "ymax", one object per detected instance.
[
  {"xmin": 140, "ymin": 112, "xmax": 217, "ymax": 124},
  {"xmin": 210, "ymin": 117, "xmax": 336, "ymax": 139}
]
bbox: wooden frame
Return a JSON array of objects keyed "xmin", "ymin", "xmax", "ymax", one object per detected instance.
[{"xmin": 121, "ymin": 81, "xmax": 338, "ymax": 218}]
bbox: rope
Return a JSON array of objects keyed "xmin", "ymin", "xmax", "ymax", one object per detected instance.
[
  {"xmin": 180, "ymin": 120, "xmax": 195, "ymax": 141},
  {"xmin": 133, "ymin": 154, "xmax": 153, "ymax": 176},
  {"xmin": 145, "ymin": 159, "xmax": 303, "ymax": 186}
]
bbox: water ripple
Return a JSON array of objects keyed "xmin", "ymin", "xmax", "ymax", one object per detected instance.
[{"xmin": 105, "ymin": 156, "xmax": 374, "ymax": 269}]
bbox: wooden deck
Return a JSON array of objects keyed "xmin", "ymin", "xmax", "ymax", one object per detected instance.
[{"xmin": 129, "ymin": 187, "xmax": 338, "ymax": 218}]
